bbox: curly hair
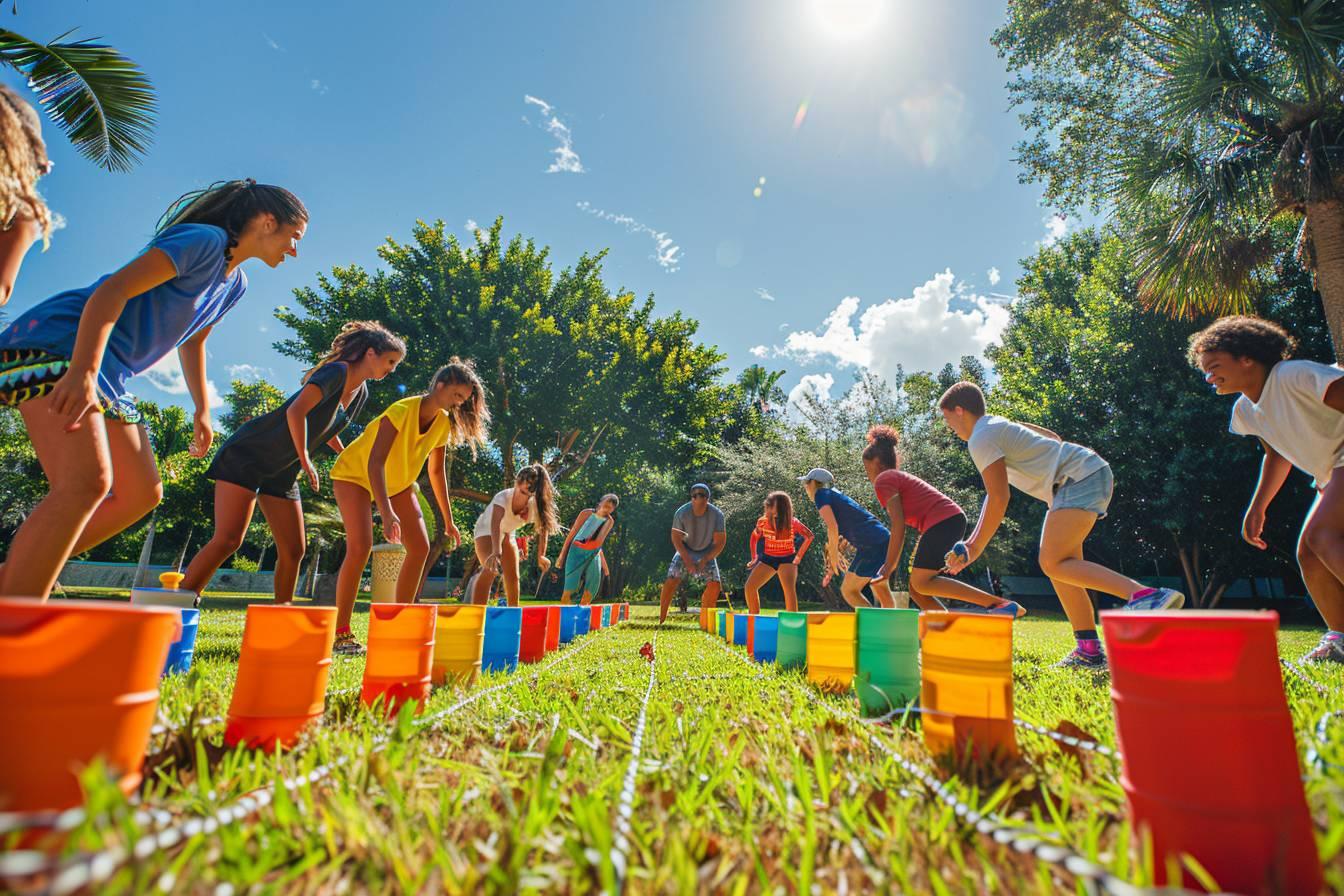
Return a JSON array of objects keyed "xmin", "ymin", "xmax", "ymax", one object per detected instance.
[
  {"xmin": 862, "ymin": 424, "xmax": 901, "ymax": 470},
  {"xmin": 1187, "ymin": 315, "xmax": 1297, "ymax": 369},
  {"xmin": 0, "ymin": 83, "xmax": 53, "ymax": 247},
  {"xmin": 157, "ymin": 179, "xmax": 307, "ymax": 262}
]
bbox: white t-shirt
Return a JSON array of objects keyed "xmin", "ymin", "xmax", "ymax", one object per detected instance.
[
  {"xmin": 1230, "ymin": 359, "xmax": 1344, "ymax": 488},
  {"xmin": 967, "ymin": 415, "xmax": 1107, "ymax": 506},
  {"xmin": 472, "ymin": 487, "xmax": 539, "ymax": 539}
]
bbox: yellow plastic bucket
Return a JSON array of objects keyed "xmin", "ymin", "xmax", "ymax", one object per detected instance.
[
  {"xmin": 431, "ymin": 604, "xmax": 487, "ymax": 686},
  {"xmin": 805, "ymin": 612, "xmax": 856, "ymax": 692}
]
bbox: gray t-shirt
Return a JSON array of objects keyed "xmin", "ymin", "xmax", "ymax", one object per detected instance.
[
  {"xmin": 672, "ymin": 501, "xmax": 726, "ymax": 553},
  {"xmin": 967, "ymin": 415, "xmax": 1105, "ymax": 507}
]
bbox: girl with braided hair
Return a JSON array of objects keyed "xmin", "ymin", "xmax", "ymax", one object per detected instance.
[
  {"xmin": 0, "ymin": 82, "xmax": 54, "ymax": 308},
  {"xmin": 0, "ymin": 179, "xmax": 307, "ymax": 600},
  {"xmin": 179, "ymin": 321, "xmax": 406, "ymax": 603}
]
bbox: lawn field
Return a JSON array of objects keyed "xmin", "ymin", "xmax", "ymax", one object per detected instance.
[{"xmin": 5, "ymin": 601, "xmax": 1343, "ymax": 894}]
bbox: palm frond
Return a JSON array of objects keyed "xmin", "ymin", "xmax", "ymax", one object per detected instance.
[{"xmin": 0, "ymin": 28, "xmax": 155, "ymax": 172}]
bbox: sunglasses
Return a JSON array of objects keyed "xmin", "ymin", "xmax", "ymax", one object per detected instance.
[{"xmin": 691, "ymin": 492, "xmax": 709, "ymax": 499}]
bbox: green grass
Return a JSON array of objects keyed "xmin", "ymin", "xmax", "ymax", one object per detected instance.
[{"xmin": 6, "ymin": 605, "xmax": 1343, "ymax": 894}]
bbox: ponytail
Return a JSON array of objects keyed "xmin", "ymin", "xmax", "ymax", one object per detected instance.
[
  {"xmin": 157, "ymin": 179, "xmax": 308, "ymax": 261},
  {"xmin": 303, "ymin": 321, "xmax": 406, "ymax": 384},
  {"xmin": 517, "ymin": 463, "xmax": 559, "ymax": 536},
  {"xmin": 863, "ymin": 424, "xmax": 901, "ymax": 470}
]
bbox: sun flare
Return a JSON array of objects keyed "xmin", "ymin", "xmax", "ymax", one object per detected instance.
[{"xmin": 809, "ymin": 0, "xmax": 886, "ymax": 40}]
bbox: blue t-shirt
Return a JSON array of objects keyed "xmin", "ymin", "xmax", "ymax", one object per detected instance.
[
  {"xmin": 813, "ymin": 487, "xmax": 889, "ymax": 547},
  {"xmin": 0, "ymin": 223, "xmax": 247, "ymax": 399}
]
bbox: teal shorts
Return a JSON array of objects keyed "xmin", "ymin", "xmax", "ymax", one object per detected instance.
[{"xmin": 0, "ymin": 348, "xmax": 142, "ymax": 423}]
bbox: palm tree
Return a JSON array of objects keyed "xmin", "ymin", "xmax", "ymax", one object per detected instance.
[
  {"xmin": 738, "ymin": 364, "xmax": 787, "ymax": 414},
  {"xmin": 1107, "ymin": 2, "xmax": 1344, "ymax": 356},
  {"xmin": 0, "ymin": 27, "xmax": 155, "ymax": 171}
]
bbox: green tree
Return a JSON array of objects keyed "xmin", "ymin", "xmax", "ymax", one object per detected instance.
[
  {"xmin": 988, "ymin": 228, "xmax": 1326, "ymax": 605},
  {"xmin": 217, "ymin": 378, "xmax": 286, "ymax": 433},
  {"xmin": 994, "ymin": 1, "xmax": 1344, "ymax": 356},
  {"xmin": 0, "ymin": 26, "xmax": 155, "ymax": 171},
  {"xmin": 276, "ymin": 218, "xmax": 734, "ymax": 578}
]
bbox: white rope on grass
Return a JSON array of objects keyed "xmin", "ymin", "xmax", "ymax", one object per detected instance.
[
  {"xmin": 608, "ymin": 632, "xmax": 658, "ymax": 895},
  {"xmin": 701, "ymin": 632, "xmax": 1151, "ymax": 896},
  {"xmin": 1012, "ymin": 718, "xmax": 1121, "ymax": 760},
  {"xmin": 5, "ymin": 630, "xmax": 607, "ymax": 894}
]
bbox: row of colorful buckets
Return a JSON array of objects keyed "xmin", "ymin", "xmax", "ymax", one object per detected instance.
[
  {"xmin": 704, "ymin": 606, "xmax": 1322, "ymax": 895},
  {"xmin": 0, "ymin": 598, "xmax": 629, "ymax": 819}
]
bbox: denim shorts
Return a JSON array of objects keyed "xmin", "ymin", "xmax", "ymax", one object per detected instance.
[{"xmin": 1051, "ymin": 464, "xmax": 1114, "ymax": 518}]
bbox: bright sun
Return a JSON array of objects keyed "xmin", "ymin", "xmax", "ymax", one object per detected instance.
[{"xmin": 809, "ymin": 0, "xmax": 886, "ymax": 40}]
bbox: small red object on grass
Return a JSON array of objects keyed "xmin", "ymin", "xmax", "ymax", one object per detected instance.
[{"xmin": 639, "ymin": 641, "xmax": 654, "ymax": 663}]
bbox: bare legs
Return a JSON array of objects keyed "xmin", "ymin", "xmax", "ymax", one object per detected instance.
[
  {"xmin": 334, "ymin": 481, "xmax": 374, "ymax": 631},
  {"xmin": 472, "ymin": 535, "xmax": 520, "ymax": 606},
  {"xmin": 1298, "ymin": 483, "xmax": 1344, "ymax": 631},
  {"xmin": 1037, "ymin": 509, "xmax": 1144, "ymax": 631}
]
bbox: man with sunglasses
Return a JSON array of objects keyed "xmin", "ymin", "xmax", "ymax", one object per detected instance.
[{"xmin": 659, "ymin": 482, "xmax": 727, "ymax": 623}]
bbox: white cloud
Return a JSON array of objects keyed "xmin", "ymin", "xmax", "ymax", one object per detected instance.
[
  {"xmin": 226, "ymin": 363, "xmax": 271, "ymax": 383},
  {"xmin": 263, "ymin": 33, "xmax": 282, "ymax": 51},
  {"xmin": 987, "ymin": 267, "xmax": 1001, "ymax": 286},
  {"xmin": 310, "ymin": 79, "xmax": 329, "ymax": 96},
  {"xmin": 576, "ymin": 200, "xmax": 681, "ymax": 272},
  {"xmin": 749, "ymin": 345, "xmax": 769, "ymax": 358},
  {"xmin": 1041, "ymin": 214, "xmax": 1070, "ymax": 247},
  {"xmin": 756, "ymin": 287, "xmax": 776, "ymax": 302},
  {"xmin": 777, "ymin": 270, "xmax": 1011, "ymax": 380},
  {"xmin": 789, "ymin": 373, "xmax": 835, "ymax": 408},
  {"xmin": 136, "ymin": 353, "xmax": 224, "ymax": 409},
  {"xmin": 465, "ymin": 219, "xmax": 485, "ymax": 239},
  {"xmin": 523, "ymin": 95, "xmax": 584, "ymax": 174},
  {"xmin": 50, "ymin": 211, "xmax": 67, "ymax": 232}
]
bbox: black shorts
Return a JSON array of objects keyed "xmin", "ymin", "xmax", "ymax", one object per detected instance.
[
  {"xmin": 911, "ymin": 513, "xmax": 967, "ymax": 571},
  {"xmin": 757, "ymin": 553, "xmax": 797, "ymax": 570},
  {"xmin": 206, "ymin": 445, "xmax": 301, "ymax": 501}
]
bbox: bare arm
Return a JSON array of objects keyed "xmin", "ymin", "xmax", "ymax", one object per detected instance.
[
  {"xmin": 1324, "ymin": 377, "xmax": 1344, "ymax": 413},
  {"xmin": 326, "ymin": 436, "xmax": 345, "ymax": 453},
  {"xmin": 702, "ymin": 530, "xmax": 726, "ymax": 564},
  {"xmin": 367, "ymin": 417, "xmax": 401, "ymax": 543},
  {"xmin": 48, "ymin": 247, "xmax": 178, "ymax": 428},
  {"xmin": 556, "ymin": 508, "xmax": 590, "ymax": 567},
  {"xmin": 285, "ymin": 382, "xmax": 325, "ymax": 490},
  {"xmin": 960, "ymin": 459, "xmax": 1011, "ymax": 567},
  {"xmin": 427, "ymin": 445, "xmax": 458, "ymax": 548},
  {"xmin": 882, "ymin": 495, "xmax": 907, "ymax": 578},
  {"xmin": 178, "ymin": 326, "xmax": 216, "ymax": 457},
  {"xmin": 1242, "ymin": 440, "xmax": 1295, "ymax": 549},
  {"xmin": 819, "ymin": 505, "xmax": 842, "ymax": 575},
  {"xmin": 794, "ymin": 525, "xmax": 815, "ymax": 564},
  {"xmin": 671, "ymin": 528, "xmax": 691, "ymax": 564}
]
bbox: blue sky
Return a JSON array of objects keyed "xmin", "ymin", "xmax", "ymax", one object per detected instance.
[{"xmin": 6, "ymin": 0, "xmax": 1064, "ymax": 411}]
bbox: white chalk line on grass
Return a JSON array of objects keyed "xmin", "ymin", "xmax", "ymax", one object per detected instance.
[
  {"xmin": 2, "ymin": 629, "xmax": 612, "ymax": 894},
  {"xmin": 608, "ymin": 631, "xmax": 658, "ymax": 895},
  {"xmin": 702, "ymin": 633, "xmax": 1151, "ymax": 896}
]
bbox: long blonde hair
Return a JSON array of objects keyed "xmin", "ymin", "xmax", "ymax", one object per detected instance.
[
  {"xmin": 516, "ymin": 462, "xmax": 560, "ymax": 536},
  {"xmin": 428, "ymin": 357, "xmax": 490, "ymax": 457},
  {"xmin": 303, "ymin": 321, "xmax": 406, "ymax": 383},
  {"xmin": 0, "ymin": 83, "xmax": 53, "ymax": 247}
]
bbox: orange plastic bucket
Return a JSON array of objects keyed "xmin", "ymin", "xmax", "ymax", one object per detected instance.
[
  {"xmin": 699, "ymin": 607, "xmax": 711, "ymax": 631},
  {"xmin": 519, "ymin": 606, "xmax": 549, "ymax": 662},
  {"xmin": 805, "ymin": 612, "xmax": 856, "ymax": 691},
  {"xmin": 361, "ymin": 604, "xmax": 436, "ymax": 716},
  {"xmin": 920, "ymin": 612, "xmax": 1016, "ymax": 760},
  {"xmin": 544, "ymin": 605, "xmax": 561, "ymax": 653},
  {"xmin": 0, "ymin": 599, "xmax": 179, "ymax": 813},
  {"xmin": 589, "ymin": 604, "xmax": 603, "ymax": 632},
  {"xmin": 224, "ymin": 605, "xmax": 336, "ymax": 750},
  {"xmin": 1102, "ymin": 611, "xmax": 1321, "ymax": 894},
  {"xmin": 431, "ymin": 605, "xmax": 487, "ymax": 686}
]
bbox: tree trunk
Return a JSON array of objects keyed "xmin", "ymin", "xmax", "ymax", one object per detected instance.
[
  {"xmin": 173, "ymin": 524, "xmax": 194, "ymax": 572},
  {"xmin": 303, "ymin": 543, "xmax": 323, "ymax": 598},
  {"xmin": 1307, "ymin": 200, "xmax": 1344, "ymax": 361},
  {"xmin": 133, "ymin": 512, "xmax": 157, "ymax": 588}
]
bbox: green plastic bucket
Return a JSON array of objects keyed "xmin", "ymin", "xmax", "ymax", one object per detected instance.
[
  {"xmin": 776, "ymin": 611, "xmax": 810, "ymax": 670},
  {"xmin": 717, "ymin": 610, "xmax": 727, "ymax": 639},
  {"xmin": 855, "ymin": 607, "xmax": 921, "ymax": 717}
]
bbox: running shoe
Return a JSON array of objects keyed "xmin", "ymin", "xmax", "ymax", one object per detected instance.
[
  {"xmin": 333, "ymin": 631, "xmax": 366, "ymax": 656},
  {"xmin": 1055, "ymin": 646, "xmax": 1107, "ymax": 670},
  {"xmin": 1303, "ymin": 631, "xmax": 1344, "ymax": 665},
  {"xmin": 987, "ymin": 599, "xmax": 1026, "ymax": 618},
  {"xmin": 1123, "ymin": 587, "xmax": 1185, "ymax": 612}
]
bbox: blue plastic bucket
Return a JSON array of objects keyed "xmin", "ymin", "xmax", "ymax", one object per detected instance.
[
  {"xmin": 161, "ymin": 607, "xmax": 200, "ymax": 676},
  {"xmin": 482, "ymin": 606, "xmax": 522, "ymax": 673},
  {"xmin": 752, "ymin": 616, "xmax": 779, "ymax": 663}
]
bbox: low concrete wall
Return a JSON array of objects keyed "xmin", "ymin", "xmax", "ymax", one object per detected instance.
[{"xmin": 60, "ymin": 561, "xmax": 454, "ymax": 599}]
